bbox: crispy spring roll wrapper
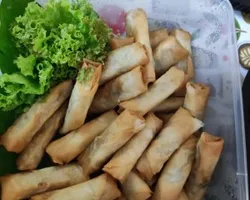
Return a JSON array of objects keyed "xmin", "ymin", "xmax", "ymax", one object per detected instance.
[
  {"xmin": 154, "ymin": 36, "xmax": 189, "ymax": 77},
  {"xmin": 135, "ymin": 151, "xmax": 154, "ymax": 181},
  {"xmin": 121, "ymin": 171, "xmax": 152, "ymax": 200},
  {"xmin": 110, "ymin": 37, "xmax": 135, "ymax": 50},
  {"xmin": 103, "ymin": 113, "xmax": 163, "ymax": 183},
  {"xmin": 136, "ymin": 107, "xmax": 203, "ymax": 180},
  {"xmin": 119, "ymin": 67, "xmax": 185, "ymax": 116},
  {"xmin": 30, "ymin": 174, "xmax": 121, "ymax": 200},
  {"xmin": 149, "ymin": 28, "xmax": 169, "ymax": 49},
  {"xmin": 100, "ymin": 42, "xmax": 149, "ymax": 85},
  {"xmin": 90, "ymin": 66, "xmax": 147, "ymax": 114},
  {"xmin": 46, "ymin": 110, "xmax": 118, "ymax": 165},
  {"xmin": 174, "ymin": 56, "xmax": 195, "ymax": 97},
  {"xmin": 186, "ymin": 56, "xmax": 195, "ymax": 80},
  {"xmin": 0, "ymin": 164, "xmax": 88, "ymax": 200},
  {"xmin": 136, "ymin": 113, "xmax": 182, "ymax": 181},
  {"xmin": 176, "ymin": 56, "xmax": 194, "ymax": 80},
  {"xmin": 152, "ymin": 136, "xmax": 197, "ymax": 200},
  {"xmin": 183, "ymin": 82, "xmax": 210, "ymax": 120},
  {"xmin": 0, "ymin": 80, "xmax": 73, "ymax": 153},
  {"xmin": 173, "ymin": 75, "xmax": 189, "ymax": 98},
  {"xmin": 152, "ymin": 97, "xmax": 184, "ymax": 113},
  {"xmin": 17, "ymin": 102, "xmax": 68, "ymax": 171},
  {"xmin": 145, "ymin": 174, "xmax": 159, "ymax": 189},
  {"xmin": 60, "ymin": 61, "xmax": 102, "ymax": 134},
  {"xmin": 178, "ymin": 191, "xmax": 189, "ymax": 200},
  {"xmin": 116, "ymin": 195, "xmax": 127, "ymax": 200},
  {"xmin": 78, "ymin": 110, "xmax": 145, "ymax": 175},
  {"xmin": 171, "ymin": 29, "xmax": 192, "ymax": 55},
  {"xmin": 155, "ymin": 113, "xmax": 174, "ymax": 124},
  {"xmin": 176, "ymin": 59, "xmax": 188, "ymax": 74},
  {"xmin": 185, "ymin": 132, "xmax": 224, "ymax": 200},
  {"xmin": 126, "ymin": 8, "xmax": 156, "ymax": 84}
]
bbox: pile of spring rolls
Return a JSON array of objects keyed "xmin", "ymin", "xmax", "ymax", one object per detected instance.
[{"xmin": 0, "ymin": 8, "xmax": 224, "ymax": 200}]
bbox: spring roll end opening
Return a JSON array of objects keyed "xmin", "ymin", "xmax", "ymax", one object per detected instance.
[
  {"xmin": 136, "ymin": 156, "xmax": 155, "ymax": 181},
  {"xmin": 102, "ymin": 165, "xmax": 125, "ymax": 183},
  {"xmin": 171, "ymin": 28, "xmax": 192, "ymax": 39},
  {"xmin": 186, "ymin": 82, "xmax": 211, "ymax": 94},
  {"xmin": 201, "ymin": 132, "xmax": 224, "ymax": 143},
  {"xmin": 79, "ymin": 63, "xmax": 102, "ymax": 90},
  {"xmin": 48, "ymin": 155, "xmax": 65, "ymax": 165}
]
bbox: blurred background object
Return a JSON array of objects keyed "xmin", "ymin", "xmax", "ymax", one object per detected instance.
[{"xmin": 230, "ymin": 0, "xmax": 250, "ymax": 12}]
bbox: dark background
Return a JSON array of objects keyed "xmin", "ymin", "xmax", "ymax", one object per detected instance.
[
  {"xmin": 242, "ymin": 72, "xmax": 250, "ymax": 193},
  {"xmin": 230, "ymin": 0, "xmax": 250, "ymax": 12}
]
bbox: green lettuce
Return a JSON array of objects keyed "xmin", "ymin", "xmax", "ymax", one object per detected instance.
[
  {"xmin": 77, "ymin": 66, "xmax": 95, "ymax": 84},
  {"xmin": 0, "ymin": 0, "xmax": 111, "ymax": 112}
]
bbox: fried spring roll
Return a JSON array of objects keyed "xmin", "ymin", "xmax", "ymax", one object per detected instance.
[
  {"xmin": 135, "ymin": 151, "xmax": 154, "ymax": 181},
  {"xmin": 0, "ymin": 80, "xmax": 73, "ymax": 153},
  {"xmin": 186, "ymin": 56, "xmax": 195, "ymax": 80},
  {"xmin": 126, "ymin": 8, "xmax": 156, "ymax": 84},
  {"xmin": 0, "ymin": 164, "xmax": 88, "ymax": 200},
  {"xmin": 46, "ymin": 110, "xmax": 118, "ymax": 164},
  {"xmin": 178, "ymin": 191, "xmax": 189, "ymax": 200},
  {"xmin": 30, "ymin": 174, "xmax": 121, "ymax": 200},
  {"xmin": 149, "ymin": 28, "xmax": 169, "ymax": 49},
  {"xmin": 90, "ymin": 66, "xmax": 147, "ymax": 114},
  {"xmin": 145, "ymin": 174, "xmax": 159, "ymax": 188},
  {"xmin": 110, "ymin": 37, "xmax": 135, "ymax": 50},
  {"xmin": 185, "ymin": 132, "xmax": 224, "ymax": 200},
  {"xmin": 121, "ymin": 171, "xmax": 152, "ymax": 200},
  {"xmin": 100, "ymin": 42, "xmax": 149, "ymax": 85},
  {"xmin": 152, "ymin": 97, "xmax": 184, "ymax": 113},
  {"xmin": 154, "ymin": 36, "xmax": 189, "ymax": 77},
  {"xmin": 78, "ymin": 110, "xmax": 145, "ymax": 175},
  {"xmin": 183, "ymin": 82, "xmax": 210, "ymax": 120},
  {"xmin": 176, "ymin": 59, "xmax": 188, "ymax": 73},
  {"xmin": 60, "ymin": 60, "xmax": 102, "ymax": 134},
  {"xmin": 16, "ymin": 102, "xmax": 68, "ymax": 171},
  {"xmin": 103, "ymin": 113, "xmax": 163, "ymax": 183},
  {"xmin": 152, "ymin": 136, "xmax": 197, "ymax": 200},
  {"xmin": 173, "ymin": 75, "xmax": 189, "ymax": 97},
  {"xmin": 136, "ymin": 108, "xmax": 203, "ymax": 180},
  {"xmin": 171, "ymin": 29, "xmax": 192, "ymax": 55},
  {"xmin": 155, "ymin": 113, "xmax": 174, "ymax": 124},
  {"xmin": 119, "ymin": 67, "xmax": 185, "ymax": 116},
  {"xmin": 174, "ymin": 57, "xmax": 195, "ymax": 97},
  {"xmin": 176, "ymin": 56, "xmax": 194, "ymax": 80}
]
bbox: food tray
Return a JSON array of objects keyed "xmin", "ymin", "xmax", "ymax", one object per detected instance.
[{"xmin": 85, "ymin": 0, "xmax": 248, "ymax": 199}]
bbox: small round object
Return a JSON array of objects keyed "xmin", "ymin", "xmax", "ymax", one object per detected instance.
[{"xmin": 239, "ymin": 43, "xmax": 250, "ymax": 69}]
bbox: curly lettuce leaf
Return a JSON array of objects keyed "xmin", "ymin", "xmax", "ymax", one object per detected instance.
[
  {"xmin": 15, "ymin": 55, "xmax": 36, "ymax": 78},
  {"xmin": 0, "ymin": 0, "xmax": 111, "ymax": 112}
]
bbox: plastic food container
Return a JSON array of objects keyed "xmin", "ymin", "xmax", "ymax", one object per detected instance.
[
  {"xmin": 87, "ymin": 0, "xmax": 248, "ymax": 199},
  {"xmin": 2, "ymin": 0, "xmax": 248, "ymax": 199}
]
